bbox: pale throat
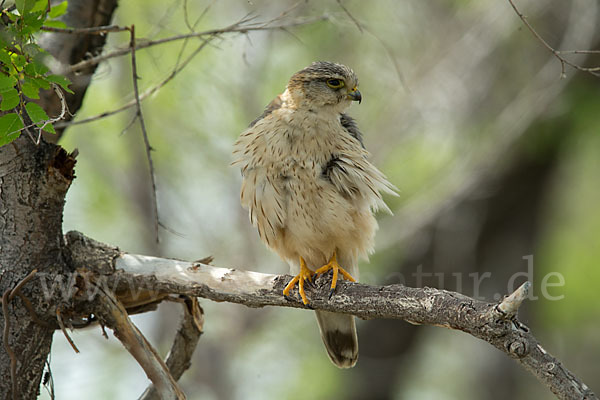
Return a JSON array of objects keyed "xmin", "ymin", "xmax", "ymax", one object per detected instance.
[{"xmin": 281, "ymin": 88, "xmax": 351, "ymax": 121}]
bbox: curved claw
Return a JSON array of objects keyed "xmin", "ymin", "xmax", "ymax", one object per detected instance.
[
  {"xmin": 314, "ymin": 252, "xmax": 356, "ymax": 294},
  {"xmin": 282, "ymin": 256, "xmax": 314, "ymax": 305}
]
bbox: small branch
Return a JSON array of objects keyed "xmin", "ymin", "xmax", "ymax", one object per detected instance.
[
  {"xmin": 66, "ymin": 14, "xmax": 328, "ymax": 73},
  {"xmin": 497, "ymin": 281, "xmax": 530, "ymax": 317},
  {"xmin": 2, "ymin": 289, "xmax": 18, "ymax": 400},
  {"xmin": 94, "ymin": 282, "xmax": 186, "ymax": 400},
  {"xmin": 40, "ymin": 24, "xmax": 129, "ymax": 34},
  {"xmin": 507, "ymin": 0, "xmax": 600, "ymax": 77},
  {"xmin": 128, "ymin": 24, "xmax": 160, "ymax": 243},
  {"xmin": 336, "ymin": 0, "xmax": 363, "ymax": 33},
  {"xmin": 1, "ymin": 268, "xmax": 40, "ymax": 400},
  {"xmin": 55, "ymin": 308, "xmax": 80, "ymax": 353},
  {"xmin": 56, "ymin": 36, "xmax": 210, "ymax": 128},
  {"xmin": 7, "ymin": 84, "xmax": 70, "ymax": 144},
  {"xmin": 139, "ymin": 296, "xmax": 204, "ymax": 400}
]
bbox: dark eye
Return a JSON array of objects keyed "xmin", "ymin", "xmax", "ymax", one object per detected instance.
[{"xmin": 326, "ymin": 79, "xmax": 345, "ymax": 89}]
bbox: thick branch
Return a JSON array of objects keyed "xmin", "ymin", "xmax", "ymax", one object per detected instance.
[{"xmin": 62, "ymin": 231, "xmax": 596, "ymax": 400}]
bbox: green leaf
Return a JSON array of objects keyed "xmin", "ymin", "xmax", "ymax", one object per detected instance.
[
  {"xmin": 12, "ymin": 55, "xmax": 27, "ymax": 69},
  {"xmin": 31, "ymin": 77, "xmax": 50, "ymax": 90},
  {"xmin": 0, "ymin": 50, "xmax": 11, "ymax": 66},
  {"xmin": 0, "ymin": 76, "xmax": 17, "ymax": 91},
  {"xmin": 49, "ymin": 1, "xmax": 68, "ymax": 19},
  {"xmin": 46, "ymin": 74, "xmax": 73, "ymax": 93},
  {"xmin": 23, "ymin": 43, "xmax": 41, "ymax": 58},
  {"xmin": 22, "ymin": 11, "xmax": 45, "ymax": 34},
  {"xmin": 22, "ymin": 79, "xmax": 40, "ymax": 99},
  {"xmin": 25, "ymin": 102, "xmax": 55, "ymax": 134},
  {"xmin": 25, "ymin": 101, "xmax": 48, "ymax": 121},
  {"xmin": 42, "ymin": 20, "xmax": 67, "ymax": 29},
  {"xmin": 24, "ymin": 60, "xmax": 49, "ymax": 76},
  {"xmin": 0, "ymin": 113, "xmax": 24, "ymax": 146},
  {"xmin": 0, "ymin": 88, "xmax": 20, "ymax": 111},
  {"xmin": 31, "ymin": 0, "xmax": 49, "ymax": 13},
  {"xmin": 16, "ymin": 0, "xmax": 37, "ymax": 15}
]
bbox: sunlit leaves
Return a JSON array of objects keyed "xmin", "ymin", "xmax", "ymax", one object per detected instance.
[
  {"xmin": 0, "ymin": 1, "xmax": 70, "ymax": 146},
  {"xmin": 0, "ymin": 114, "xmax": 24, "ymax": 146},
  {"xmin": 0, "ymin": 88, "xmax": 20, "ymax": 111},
  {"xmin": 25, "ymin": 102, "xmax": 55, "ymax": 133},
  {"xmin": 48, "ymin": 2, "xmax": 68, "ymax": 19},
  {"xmin": 46, "ymin": 74, "xmax": 73, "ymax": 93}
]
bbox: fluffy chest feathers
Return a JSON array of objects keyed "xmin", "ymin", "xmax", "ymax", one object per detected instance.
[
  {"xmin": 264, "ymin": 107, "xmax": 356, "ymax": 175},
  {"xmin": 232, "ymin": 100, "xmax": 395, "ymax": 265}
]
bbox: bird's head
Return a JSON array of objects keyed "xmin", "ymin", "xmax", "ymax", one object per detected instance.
[{"xmin": 286, "ymin": 61, "xmax": 361, "ymax": 112}]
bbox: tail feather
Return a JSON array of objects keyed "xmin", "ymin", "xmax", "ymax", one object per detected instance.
[{"xmin": 315, "ymin": 310, "xmax": 358, "ymax": 368}]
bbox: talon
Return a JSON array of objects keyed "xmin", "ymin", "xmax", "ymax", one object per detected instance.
[
  {"xmin": 282, "ymin": 256, "xmax": 314, "ymax": 305},
  {"xmin": 328, "ymin": 288, "xmax": 335, "ymax": 299},
  {"xmin": 314, "ymin": 251, "xmax": 356, "ymax": 294}
]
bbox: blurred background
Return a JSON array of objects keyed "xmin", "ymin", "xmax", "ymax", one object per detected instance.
[{"xmin": 39, "ymin": 0, "xmax": 599, "ymax": 399}]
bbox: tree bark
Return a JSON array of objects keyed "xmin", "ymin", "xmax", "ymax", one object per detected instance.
[
  {"xmin": 0, "ymin": 1, "xmax": 118, "ymax": 398},
  {"xmin": 0, "ymin": 138, "xmax": 74, "ymax": 399}
]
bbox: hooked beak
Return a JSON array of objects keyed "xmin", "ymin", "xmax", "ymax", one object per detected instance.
[{"xmin": 347, "ymin": 87, "xmax": 362, "ymax": 104}]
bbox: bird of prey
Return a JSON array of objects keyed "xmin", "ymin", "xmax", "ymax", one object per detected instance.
[{"xmin": 232, "ymin": 61, "xmax": 396, "ymax": 368}]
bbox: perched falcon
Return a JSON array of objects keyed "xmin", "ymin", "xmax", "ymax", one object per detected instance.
[{"xmin": 232, "ymin": 61, "xmax": 396, "ymax": 368}]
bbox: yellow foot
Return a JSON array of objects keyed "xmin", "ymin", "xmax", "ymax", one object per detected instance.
[
  {"xmin": 283, "ymin": 256, "xmax": 314, "ymax": 305},
  {"xmin": 314, "ymin": 252, "xmax": 356, "ymax": 296}
]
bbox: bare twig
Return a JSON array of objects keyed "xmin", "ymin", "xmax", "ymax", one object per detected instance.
[
  {"xmin": 497, "ymin": 281, "xmax": 531, "ymax": 317},
  {"xmin": 56, "ymin": 38, "xmax": 210, "ymax": 129},
  {"xmin": 94, "ymin": 283, "xmax": 186, "ymax": 400},
  {"xmin": 2, "ymin": 289, "xmax": 18, "ymax": 400},
  {"xmin": 1, "ymin": 268, "xmax": 42, "ymax": 400},
  {"xmin": 7, "ymin": 268, "xmax": 38, "ymax": 300},
  {"xmin": 139, "ymin": 296, "xmax": 204, "ymax": 400},
  {"xmin": 15, "ymin": 291, "xmax": 52, "ymax": 328},
  {"xmin": 67, "ymin": 14, "xmax": 328, "ymax": 73},
  {"xmin": 336, "ymin": 0, "xmax": 363, "ymax": 33},
  {"xmin": 53, "ymin": 13, "xmax": 326, "ymax": 130},
  {"xmin": 507, "ymin": 0, "xmax": 600, "ymax": 77},
  {"xmin": 40, "ymin": 25, "xmax": 129, "ymax": 34},
  {"xmin": 55, "ymin": 308, "xmax": 80, "ymax": 353},
  {"xmin": 128, "ymin": 25, "xmax": 160, "ymax": 244}
]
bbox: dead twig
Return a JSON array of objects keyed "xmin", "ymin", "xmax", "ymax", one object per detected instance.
[
  {"xmin": 1, "ymin": 268, "xmax": 41, "ymax": 400},
  {"xmin": 2, "ymin": 289, "xmax": 18, "ymax": 400},
  {"xmin": 55, "ymin": 308, "xmax": 80, "ymax": 353},
  {"xmin": 40, "ymin": 25, "xmax": 129, "ymax": 34},
  {"xmin": 57, "ymin": 38, "xmax": 210, "ymax": 129},
  {"xmin": 127, "ymin": 24, "xmax": 160, "ymax": 244},
  {"xmin": 507, "ymin": 0, "xmax": 600, "ymax": 77},
  {"xmin": 138, "ymin": 296, "xmax": 204, "ymax": 400},
  {"xmin": 94, "ymin": 283, "xmax": 186, "ymax": 400},
  {"xmin": 67, "ymin": 14, "xmax": 328, "ymax": 73}
]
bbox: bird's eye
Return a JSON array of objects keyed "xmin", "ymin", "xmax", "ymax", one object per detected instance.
[{"xmin": 326, "ymin": 79, "xmax": 345, "ymax": 89}]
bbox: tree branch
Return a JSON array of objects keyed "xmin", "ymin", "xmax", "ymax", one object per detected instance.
[
  {"xmin": 138, "ymin": 296, "xmax": 204, "ymax": 400},
  {"xmin": 94, "ymin": 282, "xmax": 186, "ymax": 400},
  {"xmin": 60, "ymin": 231, "xmax": 596, "ymax": 400}
]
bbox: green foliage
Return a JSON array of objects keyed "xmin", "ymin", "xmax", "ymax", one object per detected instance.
[{"xmin": 0, "ymin": 0, "xmax": 70, "ymax": 146}]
